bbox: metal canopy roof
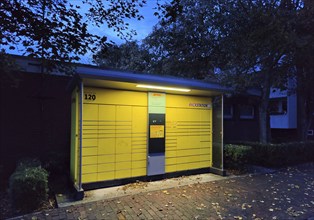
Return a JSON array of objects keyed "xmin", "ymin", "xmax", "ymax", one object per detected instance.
[{"xmin": 75, "ymin": 66, "xmax": 231, "ymax": 96}]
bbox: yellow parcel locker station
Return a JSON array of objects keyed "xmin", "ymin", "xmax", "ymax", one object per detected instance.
[{"xmin": 70, "ymin": 68, "xmax": 227, "ymax": 197}]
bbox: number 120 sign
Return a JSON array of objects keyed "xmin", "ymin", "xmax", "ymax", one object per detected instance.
[{"xmin": 84, "ymin": 93, "xmax": 96, "ymax": 101}]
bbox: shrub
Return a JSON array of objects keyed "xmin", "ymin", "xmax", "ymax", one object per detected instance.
[
  {"xmin": 224, "ymin": 144, "xmax": 252, "ymax": 169},
  {"xmin": 224, "ymin": 141, "xmax": 314, "ymax": 168},
  {"xmin": 9, "ymin": 159, "xmax": 49, "ymax": 211},
  {"xmin": 15, "ymin": 158, "xmax": 41, "ymax": 171},
  {"xmin": 248, "ymin": 141, "xmax": 314, "ymax": 167}
]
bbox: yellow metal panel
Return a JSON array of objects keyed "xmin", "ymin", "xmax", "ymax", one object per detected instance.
[
  {"xmin": 200, "ymin": 155, "xmax": 211, "ymax": 161},
  {"xmin": 83, "ymin": 129, "xmax": 98, "ymax": 135},
  {"xmin": 132, "ymin": 144, "xmax": 146, "ymax": 150},
  {"xmin": 83, "ymin": 123, "xmax": 98, "ymax": 128},
  {"xmin": 116, "ymin": 161, "xmax": 131, "ymax": 170},
  {"xmin": 82, "ymin": 139, "xmax": 98, "ymax": 147},
  {"xmin": 132, "ymin": 160, "xmax": 146, "ymax": 169},
  {"xmin": 98, "ymin": 124, "xmax": 115, "ymax": 130},
  {"xmin": 199, "ymin": 161, "xmax": 211, "ymax": 168},
  {"xmin": 116, "ymin": 138, "xmax": 131, "ymax": 154},
  {"xmin": 116, "ymin": 126, "xmax": 132, "ymax": 132},
  {"xmin": 166, "ymin": 94, "xmax": 212, "ymax": 109},
  {"xmin": 132, "ymin": 106, "xmax": 147, "ymax": 132},
  {"xmin": 177, "ymin": 155, "xmax": 200, "ymax": 164},
  {"xmin": 177, "ymin": 162, "xmax": 200, "ymax": 171},
  {"xmin": 116, "ymin": 105, "xmax": 132, "ymax": 121},
  {"xmin": 132, "ymin": 153, "xmax": 146, "ymax": 161},
  {"xmin": 166, "ymin": 165, "xmax": 176, "ymax": 173},
  {"xmin": 132, "ymin": 148, "xmax": 146, "ymax": 153},
  {"xmin": 82, "ymin": 173, "xmax": 97, "ymax": 183},
  {"xmin": 200, "ymin": 147, "xmax": 211, "ymax": 155},
  {"xmin": 98, "ymin": 172, "xmax": 115, "ymax": 181},
  {"xmin": 98, "ymin": 155, "xmax": 115, "ymax": 164},
  {"xmin": 82, "ymin": 134, "xmax": 98, "ymax": 139},
  {"xmin": 82, "ymin": 164, "xmax": 97, "ymax": 174},
  {"xmin": 83, "ymin": 104, "xmax": 99, "ymax": 120},
  {"xmin": 176, "ymin": 137, "xmax": 202, "ymax": 150},
  {"xmin": 98, "ymin": 138, "xmax": 115, "ymax": 154},
  {"xmin": 132, "ymin": 168, "xmax": 146, "ymax": 177},
  {"xmin": 176, "ymin": 149, "xmax": 199, "ymax": 157},
  {"xmin": 99, "ymin": 105, "xmax": 116, "ymax": 120},
  {"xmin": 115, "ymin": 170, "xmax": 131, "ymax": 179},
  {"xmin": 98, "ymin": 130, "xmax": 116, "ymax": 139},
  {"xmin": 166, "ymin": 138, "xmax": 177, "ymax": 146},
  {"xmin": 84, "ymin": 88, "xmax": 148, "ymax": 106},
  {"xmin": 176, "ymin": 163, "xmax": 189, "ymax": 171},
  {"xmin": 166, "ymin": 158, "xmax": 176, "ymax": 165},
  {"xmin": 82, "ymin": 156, "xmax": 97, "ymax": 165},
  {"xmin": 166, "ymin": 150, "xmax": 176, "ymax": 158},
  {"xmin": 98, "ymin": 164, "xmax": 115, "ymax": 172},
  {"xmin": 116, "ymin": 154, "xmax": 132, "ymax": 162},
  {"xmin": 165, "ymin": 94, "xmax": 212, "ymax": 174},
  {"xmin": 175, "ymin": 137, "xmax": 190, "ymax": 149},
  {"xmin": 132, "ymin": 136, "xmax": 147, "ymax": 141},
  {"xmin": 200, "ymin": 109, "xmax": 211, "ymax": 121},
  {"xmin": 82, "ymin": 147, "xmax": 98, "ymax": 156}
]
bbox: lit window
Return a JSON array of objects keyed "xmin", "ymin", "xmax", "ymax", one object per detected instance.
[
  {"xmin": 224, "ymin": 104, "xmax": 234, "ymax": 119},
  {"xmin": 269, "ymin": 98, "xmax": 287, "ymax": 115},
  {"xmin": 239, "ymin": 105, "xmax": 255, "ymax": 119}
]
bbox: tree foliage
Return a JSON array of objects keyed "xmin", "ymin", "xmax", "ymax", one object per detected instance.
[
  {"xmin": 93, "ymin": 41, "xmax": 151, "ymax": 73},
  {"xmin": 143, "ymin": 0, "xmax": 216, "ymax": 79},
  {"xmin": 0, "ymin": 0, "xmax": 147, "ymax": 73},
  {"xmin": 208, "ymin": 0, "xmax": 301, "ymax": 143},
  {"xmin": 94, "ymin": 0, "xmax": 217, "ymax": 79},
  {"xmin": 94, "ymin": 0, "xmax": 313, "ymax": 142},
  {"xmin": 151, "ymin": 0, "xmax": 313, "ymax": 143}
]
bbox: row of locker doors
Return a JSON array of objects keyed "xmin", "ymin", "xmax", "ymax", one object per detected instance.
[{"xmin": 80, "ymin": 89, "xmax": 212, "ymax": 183}]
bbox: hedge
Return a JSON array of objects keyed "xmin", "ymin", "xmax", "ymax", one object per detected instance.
[{"xmin": 224, "ymin": 141, "xmax": 314, "ymax": 169}]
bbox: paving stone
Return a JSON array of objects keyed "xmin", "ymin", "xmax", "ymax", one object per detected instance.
[{"xmin": 9, "ymin": 165, "xmax": 314, "ymax": 220}]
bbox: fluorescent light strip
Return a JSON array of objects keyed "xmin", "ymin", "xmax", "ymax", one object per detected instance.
[{"xmin": 136, "ymin": 84, "xmax": 191, "ymax": 92}]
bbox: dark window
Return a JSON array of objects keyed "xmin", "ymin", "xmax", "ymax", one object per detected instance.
[
  {"xmin": 269, "ymin": 98, "xmax": 287, "ymax": 115},
  {"xmin": 239, "ymin": 105, "xmax": 255, "ymax": 119},
  {"xmin": 223, "ymin": 104, "xmax": 234, "ymax": 119}
]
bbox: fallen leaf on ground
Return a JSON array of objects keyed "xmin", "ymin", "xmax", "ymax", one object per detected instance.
[{"xmin": 162, "ymin": 190, "xmax": 170, "ymax": 195}]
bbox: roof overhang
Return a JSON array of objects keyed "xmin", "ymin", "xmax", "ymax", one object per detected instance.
[{"xmin": 71, "ymin": 66, "xmax": 231, "ymax": 96}]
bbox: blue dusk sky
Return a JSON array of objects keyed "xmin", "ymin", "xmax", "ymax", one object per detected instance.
[
  {"xmin": 79, "ymin": 0, "xmax": 161, "ymax": 63},
  {"xmin": 4, "ymin": 1, "xmax": 162, "ymax": 64}
]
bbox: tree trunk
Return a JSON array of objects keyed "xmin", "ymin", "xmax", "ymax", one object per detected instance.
[{"xmin": 259, "ymin": 73, "xmax": 271, "ymax": 144}]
